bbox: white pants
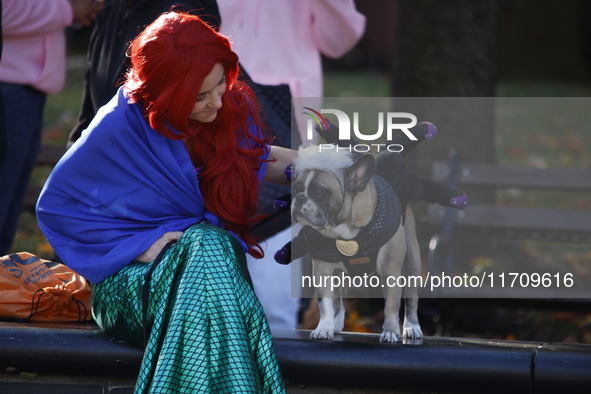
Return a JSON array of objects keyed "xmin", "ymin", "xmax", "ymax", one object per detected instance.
[{"xmin": 246, "ymin": 227, "xmax": 302, "ymax": 329}]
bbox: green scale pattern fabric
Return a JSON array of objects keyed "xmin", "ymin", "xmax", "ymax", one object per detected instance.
[{"xmin": 92, "ymin": 224, "xmax": 286, "ymax": 393}]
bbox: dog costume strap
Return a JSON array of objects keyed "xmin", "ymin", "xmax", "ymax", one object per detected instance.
[{"xmin": 303, "ymin": 175, "xmax": 402, "ymax": 276}]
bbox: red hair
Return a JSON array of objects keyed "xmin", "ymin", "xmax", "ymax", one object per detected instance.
[{"xmin": 125, "ymin": 11, "xmax": 269, "ymax": 257}]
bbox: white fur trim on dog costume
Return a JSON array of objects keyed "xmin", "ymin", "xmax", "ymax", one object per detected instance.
[{"xmin": 295, "ymin": 145, "xmax": 353, "ymax": 174}]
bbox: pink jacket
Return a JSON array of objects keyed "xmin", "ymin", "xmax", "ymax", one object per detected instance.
[
  {"xmin": 218, "ymin": 0, "xmax": 366, "ymax": 98},
  {"xmin": 0, "ymin": 0, "xmax": 73, "ymax": 95}
]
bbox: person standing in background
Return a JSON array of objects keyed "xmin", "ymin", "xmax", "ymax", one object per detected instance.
[
  {"xmin": 67, "ymin": 0, "xmax": 220, "ymax": 144},
  {"xmin": 0, "ymin": 0, "xmax": 99, "ymax": 254},
  {"xmin": 217, "ymin": 0, "xmax": 366, "ymax": 329},
  {"xmin": 219, "ymin": 0, "xmax": 365, "ymax": 138}
]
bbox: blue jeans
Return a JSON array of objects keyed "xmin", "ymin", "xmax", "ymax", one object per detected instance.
[{"xmin": 0, "ymin": 83, "xmax": 46, "ymax": 254}]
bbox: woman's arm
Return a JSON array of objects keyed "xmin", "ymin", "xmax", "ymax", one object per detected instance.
[{"xmin": 263, "ymin": 146, "xmax": 295, "ymax": 186}]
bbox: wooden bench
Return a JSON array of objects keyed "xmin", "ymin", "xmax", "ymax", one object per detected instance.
[
  {"xmin": 2, "ymin": 321, "xmax": 590, "ymax": 394},
  {"xmin": 7, "ymin": 148, "xmax": 591, "ymax": 393},
  {"xmin": 22, "ymin": 144, "xmax": 67, "ymax": 210},
  {"xmin": 425, "ymin": 150, "xmax": 591, "ymax": 299}
]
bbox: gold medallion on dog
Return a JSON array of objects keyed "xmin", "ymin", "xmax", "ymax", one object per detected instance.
[{"xmin": 335, "ymin": 239, "xmax": 359, "ymax": 256}]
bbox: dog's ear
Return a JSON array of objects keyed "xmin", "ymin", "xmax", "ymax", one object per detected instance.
[{"xmin": 345, "ymin": 153, "xmax": 376, "ymax": 193}]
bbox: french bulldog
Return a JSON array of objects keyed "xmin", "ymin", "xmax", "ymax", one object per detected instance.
[{"xmin": 291, "ymin": 146, "xmax": 423, "ymax": 343}]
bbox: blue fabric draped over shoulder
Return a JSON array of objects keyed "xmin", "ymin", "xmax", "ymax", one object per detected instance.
[{"xmin": 36, "ymin": 87, "xmax": 269, "ymax": 284}]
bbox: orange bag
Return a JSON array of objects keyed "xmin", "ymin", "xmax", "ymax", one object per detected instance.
[{"xmin": 0, "ymin": 252, "xmax": 92, "ymax": 322}]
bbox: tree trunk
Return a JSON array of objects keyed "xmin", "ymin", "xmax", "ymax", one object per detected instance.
[{"xmin": 392, "ymin": 0, "xmax": 502, "ymax": 177}]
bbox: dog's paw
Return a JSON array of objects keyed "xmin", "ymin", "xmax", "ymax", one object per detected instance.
[
  {"xmin": 379, "ymin": 330, "xmax": 402, "ymax": 343},
  {"xmin": 403, "ymin": 324, "xmax": 423, "ymax": 340},
  {"xmin": 310, "ymin": 328, "xmax": 334, "ymax": 340}
]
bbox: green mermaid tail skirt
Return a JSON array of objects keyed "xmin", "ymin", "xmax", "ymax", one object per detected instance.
[{"xmin": 92, "ymin": 224, "xmax": 286, "ymax": 393}]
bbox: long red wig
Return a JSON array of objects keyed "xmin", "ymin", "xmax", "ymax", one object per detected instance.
[{"xmin": 125, "ymin": 11, "xmax": 269, "ymax": 257}]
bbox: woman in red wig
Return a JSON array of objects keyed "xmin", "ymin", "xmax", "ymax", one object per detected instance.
[{"xmin": 37, "ymin": 11, "xmax": 289, "ymax": 393}]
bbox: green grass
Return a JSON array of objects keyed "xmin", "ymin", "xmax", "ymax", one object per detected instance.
[
  {"xmin": 323, "ymin": 70, "xmax": 392, "ymax": 97},
  {"xmin": 42, "ymin": 67, "xmax": 87, "ymax": 145}
]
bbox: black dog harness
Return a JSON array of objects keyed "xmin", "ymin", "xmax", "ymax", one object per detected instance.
[{"xmin": 299, "ymin": 175, "xmax": 402, "ymax": 277}]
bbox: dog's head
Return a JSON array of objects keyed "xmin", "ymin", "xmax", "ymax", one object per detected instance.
[{"xmin": 291, "ymin": 147, "xmax": 376, "ymax": 231}]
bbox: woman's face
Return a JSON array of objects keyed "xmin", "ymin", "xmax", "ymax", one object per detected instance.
[{"xmin": 190, "ymin": 63, "xmax": 226, "ymax": 123}]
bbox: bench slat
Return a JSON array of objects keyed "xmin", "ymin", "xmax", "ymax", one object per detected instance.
[
  {"xmin": 432, "ymin": 162, "xmax": 591, "ymax": 191},
  {"xmin": 22, "ymin": 145, "xmax": 66, "ymax": 210},
  {"xmin": 428, "ymin": 203, "xmax": 591, "ymax": 233},
  {"xmin": 23, "ymin": 186, "xmax": 42, "ymax": 209},
  {"xmin": 36, "ymin": 145, "xmax": 66, "ymax": 166}
]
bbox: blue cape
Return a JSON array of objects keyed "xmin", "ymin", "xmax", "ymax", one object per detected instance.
[{"xmin": 37, "ymin": 88, "xmax": 268, "ymax": 283}]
